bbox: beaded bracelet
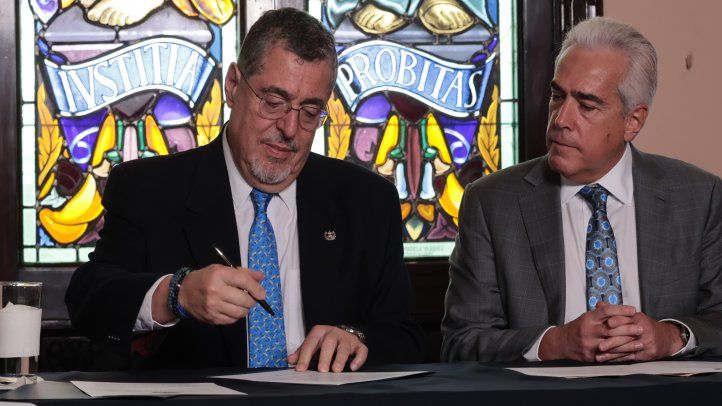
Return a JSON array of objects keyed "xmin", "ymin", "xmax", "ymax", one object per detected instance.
[{"xmin": 167, "ymin": 267, "xmax": 193, "ymax": 320}]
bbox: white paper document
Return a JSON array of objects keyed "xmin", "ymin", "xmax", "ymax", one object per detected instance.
[
  {"xmin": 213, "ymin": 369, "xmax": 428, "ymax": 385},
  {"xmin": 70, "ymin": 381, "xmax": 244, "ymax": 398},
  {"xmin": 508, "ymin": 361, "xmax": 722, "ymax": 378}
]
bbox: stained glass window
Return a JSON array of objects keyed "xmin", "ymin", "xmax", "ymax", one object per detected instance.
[
  {"xmin": 20, "ymin": 0, "xmax": 518, "ymax": 264},
  {"xmin": 309, "ymin": 0, "xmax": 518, "ymax": 258},
  {"xmin": 19, "ymin": 0, "xmax": 238, "ymax": 264}
]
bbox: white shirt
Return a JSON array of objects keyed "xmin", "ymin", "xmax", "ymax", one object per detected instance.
[
  {"xmin": 134, "ymin": 130, "xmax": 306, "ymax": 356},
  {"xmin": 560, "ymin": 144, "xmax": 640, "ymax": 320},
  {"xmin": 524, "ymin": 144, "xmax": 695, "ymax": 360}
]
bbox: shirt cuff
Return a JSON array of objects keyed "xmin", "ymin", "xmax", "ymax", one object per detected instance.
[
  {"xmin": 133, "ymin": 274, "xmax": 179, "ymax": 333},
  {"xmin": 523, "ymin": 326, "xmax": 556, "ymax": 361},
  {"xmin": 660, "ymin": 319, "xmax": 697, "ymax": 356}
]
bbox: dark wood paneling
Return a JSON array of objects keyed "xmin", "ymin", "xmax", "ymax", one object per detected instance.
[
  {"xmin": 518, "ymin": 0, "xmax": 603, "ymax": 163},
  {"xmin": 518, "ymin": 0, "xmax": 555, "ymax": 162},
  {"xmin": 19, "ymin": 268, "xmax": 75, "ymax": 320},
  {"xmin": 407, "ymin": 260, "xmax": 449, "ymax": 363},
  {"xmin": 0, "ymin": 0, "xmax": 19, "ymax": 281}
]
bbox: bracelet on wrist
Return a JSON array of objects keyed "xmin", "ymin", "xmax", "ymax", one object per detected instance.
[{"xmin": 167, "ymin": 267, "xmax": 193, "ymax": 320}]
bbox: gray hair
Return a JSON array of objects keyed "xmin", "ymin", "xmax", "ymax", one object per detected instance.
[
  {"xmin": 555, "ymin": 17, "xmax": 657, "ymax": 115},
  {"xmin": 238, "ymin": 8, "xmax": 338, "ymax": 82}
]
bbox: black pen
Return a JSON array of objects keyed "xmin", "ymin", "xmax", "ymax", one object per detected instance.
[{"xmin": 212, "ymin": 244, "xmax": 276, "ymax": 317}]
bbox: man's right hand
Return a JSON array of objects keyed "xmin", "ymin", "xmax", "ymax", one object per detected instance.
[
  {"xmin": 152, "ymin": 265, "xmax": 266, "ymax": 325},
  {"xmin": 539, "ymin": 302, "xmax": 639, "ymax": 361}
]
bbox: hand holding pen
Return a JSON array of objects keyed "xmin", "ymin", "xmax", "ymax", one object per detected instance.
[
  {"xmin": 165, "ymin": 248, "xmax": 273, "ymax": 325},
  {"xmin": 212, "ymin": 244, "xmax": 276, "ymax": 316}
]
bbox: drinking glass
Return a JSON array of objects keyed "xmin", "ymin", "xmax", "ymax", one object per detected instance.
[{"xmin": 0, "ymin": 282, "xmax": 42, "ymax": 378}]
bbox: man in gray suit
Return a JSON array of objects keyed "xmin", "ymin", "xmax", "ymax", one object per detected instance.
[{"xmin": 442, "ymin": 17, "xmax": 722, "ymax": 363}]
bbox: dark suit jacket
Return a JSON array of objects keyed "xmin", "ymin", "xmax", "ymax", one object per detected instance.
[
  {"xmin": 65, "ymin": 135, "xmax": 424, "ymax": 370},
  {"xmin": 441, "ymin": 145, "xmax": 722, "ymax": 362}
]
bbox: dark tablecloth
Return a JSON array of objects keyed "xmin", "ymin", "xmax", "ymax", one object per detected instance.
[{"xmin": 3, "ymin": 360, "xmax": 722, "ymax": 405}]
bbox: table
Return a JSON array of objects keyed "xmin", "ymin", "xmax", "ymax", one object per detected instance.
[{"xmin": 3, "ymin": 360, "xmax": 722, "ymax": 405}]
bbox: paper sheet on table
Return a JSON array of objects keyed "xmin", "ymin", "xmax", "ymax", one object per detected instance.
[
  {"xmin": 508, "ymin": 361, "xmax": 722, "ymax": 378},
  {"xmin": 213, "ymin": 369, "xmax": 428, "ymax": 385},
  {"xmin": 71, "ymin": 381, "xmax": 244, "ymax": 398}
]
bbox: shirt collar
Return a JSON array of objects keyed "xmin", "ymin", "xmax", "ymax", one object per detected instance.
[
  {"xmin": 560, "ymin": 143, "xmax": 633, "ymax": 205},
  {"xmin": 222, "ymin": 128, "xmax": 296, "ymax": 212}
]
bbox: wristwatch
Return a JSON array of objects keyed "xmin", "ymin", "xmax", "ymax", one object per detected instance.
[{"xmin": 337, "ymin": 324, "xmax": 366, "ymax": 344}]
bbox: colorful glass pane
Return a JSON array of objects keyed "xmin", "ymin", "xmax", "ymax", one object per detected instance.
[
  {"xmin": 312, "ymin": 0, "xmax": 517, "ymax": 258},
  {"xmin": 21, "ymin": 0, "xmax": 237, "ymax": 263}
]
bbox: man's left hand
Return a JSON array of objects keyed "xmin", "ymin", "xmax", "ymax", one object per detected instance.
[
  {"xmin": 288, "ymin": 325, "xmax": 368, "ymax": 372},
  {"xmin": 596, "ymin": 312, "xmax": 684, "ymax": 362}
]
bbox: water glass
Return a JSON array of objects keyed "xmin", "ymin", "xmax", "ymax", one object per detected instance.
[{"xmin": 0, "ymin": 282, "xmax": 42, "ymax": 377}]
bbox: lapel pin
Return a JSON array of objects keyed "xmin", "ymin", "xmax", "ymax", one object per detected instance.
[{"xmin": 324, "ymin": 231, "xmax": 336, "ymax": 241}]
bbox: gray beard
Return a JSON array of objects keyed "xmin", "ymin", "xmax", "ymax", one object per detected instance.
[{"xmin": 250, "ymin": 157, "xmax": 293, "ymax": 184}]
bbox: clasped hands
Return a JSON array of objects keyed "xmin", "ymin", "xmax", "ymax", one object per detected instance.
[
  {"xmin": 152, "ymin": 264, "xmax": 367, "ymax": 372},
  {"xmin": 539, "ymin": 302, "xmax": 685, "ymax": 362}
]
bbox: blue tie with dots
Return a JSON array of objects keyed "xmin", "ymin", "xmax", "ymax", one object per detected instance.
[
  {"xmin": 578, "ymin": 185, "xmax": 623, "ymax": 310},
  {"xmin": 248, "ymin": 189, "xmax": 287, "ymax": 368}
]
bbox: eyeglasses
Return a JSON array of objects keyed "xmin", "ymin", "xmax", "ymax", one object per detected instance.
[{"xmin": 239, "ymin": 70, "xmax": 328, "ymax": 131}]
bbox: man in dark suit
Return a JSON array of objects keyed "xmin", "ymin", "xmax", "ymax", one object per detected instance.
[
  {"xmin": 66, "ymin": 8, "xmax": 423, "ymax": 372},
  {"xmin": 442, "ymin": 17, "xmax": 722, "ymax": 363}
]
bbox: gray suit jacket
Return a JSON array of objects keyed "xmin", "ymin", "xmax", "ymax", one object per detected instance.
[{"xmin": 441, "ymin": 146, "xmax": 722, "ymax": 362}]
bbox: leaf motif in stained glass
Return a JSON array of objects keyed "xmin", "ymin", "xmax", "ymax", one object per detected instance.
[
  {"xmin": 326, "ymin": 92, "xmax": 351, "ymax": 160},
  {"xmin": 37, "ymin": 83, "xmax": 63, "ymax": 200},
  {"xmin": 477, "ymin": 85, "xmax": 499, "ymax": 174},
  {"xmin": 196, "ymin": 79, "xmax": 223, "ymax": 147}
]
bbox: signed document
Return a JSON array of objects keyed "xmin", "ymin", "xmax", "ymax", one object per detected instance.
[
  {"xmin": 508, "ymin": 361, "xmax": 722, "ymax": 378},
  {"xmin": 213, "ymin": 369, "xmax": 428, "ymax": 385},
  {"xmin": 71, "ymin": 381, "xmax": 244, "ymax": 398}
]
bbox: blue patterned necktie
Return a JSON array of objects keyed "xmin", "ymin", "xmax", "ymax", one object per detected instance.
[
  {"xmin": 578, "ymin": 185, "xmax": 623, "ymax": 310},
  {"xmin": 248, "ymin": 188, "xmax": 287, "ymax": 368}
]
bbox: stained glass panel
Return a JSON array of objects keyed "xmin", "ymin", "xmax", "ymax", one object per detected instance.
[
  {"xmin": 310, "ymin": 0, "xmax": 518, "ymax": 258},
  {"xmin": 20, "ymin": 1, "xmax": 517, "ymax": 263},
  {"xmin": 20, "ymin": 0, "xmax": 238, "ymax": 264}
]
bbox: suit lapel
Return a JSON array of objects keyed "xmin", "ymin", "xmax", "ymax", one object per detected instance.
[
  {"xmin": 182, "ymin": 135, "xmax": 245, "ymax": 366},
  {"xmin": 296, "ymin": 154, "xmax": 345, "ymax": 330},
  {"xmin": 518, "ymin": 157, "xmax": 566, "ymax": 324},
  {"xmin": 631, "ymin": 146, "xmax": 670, "ymax": 316},
  {"xmin": 182, "ymin": 136, "xmax": 240, "ymax": 271}
]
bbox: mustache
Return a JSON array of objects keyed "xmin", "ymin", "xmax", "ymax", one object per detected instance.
[
  {"xmin": 263, "ymin": 132, "xmax": 299, "ymax": 152},
  {"xmin": 547, "ymin": 132, "xmax": 577, "ymax": 148}
]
